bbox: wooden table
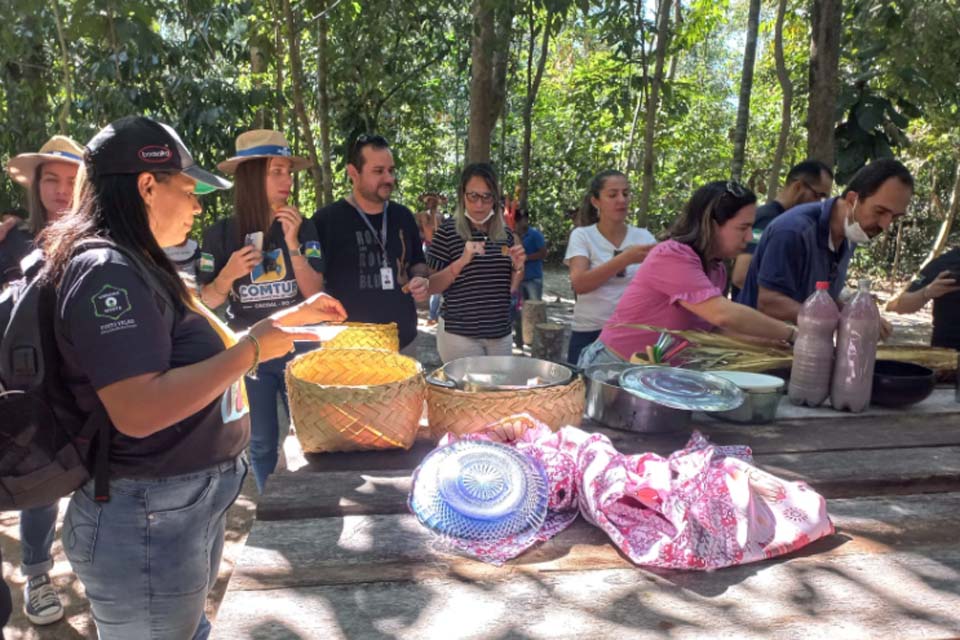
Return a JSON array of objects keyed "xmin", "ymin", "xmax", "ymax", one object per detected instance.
[{"xmin": 213, "ymin": 389, "xmax": 960, "ymax": 639}]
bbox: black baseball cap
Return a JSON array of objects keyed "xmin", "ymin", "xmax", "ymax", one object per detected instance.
[{"xmin": 85, "ymin": 116, "xmax": 232, "ymax": 195}]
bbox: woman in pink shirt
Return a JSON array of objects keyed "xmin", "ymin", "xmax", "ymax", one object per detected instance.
[{"xmin": 580, "ymin": 181, "xmax": 797, "ymax": 366}]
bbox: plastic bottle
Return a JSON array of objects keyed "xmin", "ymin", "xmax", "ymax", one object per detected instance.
[
  {"xmin": 831, "ymin": 279, "xmax": 881, "ymax": 412},
  {"xmin": 789, "ymin": 281, "xmax": 840, "ymax": 407}
]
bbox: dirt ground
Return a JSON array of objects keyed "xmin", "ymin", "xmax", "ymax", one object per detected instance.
[{"xmin": 0, "ymin": 265, "xmax": 935, "ymax": 639}]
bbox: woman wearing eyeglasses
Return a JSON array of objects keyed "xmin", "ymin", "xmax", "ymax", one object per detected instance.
[
  {"xmin": 564, "ymin": 170, "xmax": 657, "ymax": 365},
  {"xmin": 426, "ymin": 163, "xmax": 525, "ymax": 362},
  {"xmin": 579, "ymin": 181, "xmax": 798, "ymax": 367}
]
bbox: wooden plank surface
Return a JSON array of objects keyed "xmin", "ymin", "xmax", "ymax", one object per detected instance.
[
  {"xmin": 295, "ymin": 410, "xmax": 960, "ymax": 474},
  {"xmin": 235, "ymin": 492, "xmax": 960, "ymax": 592},
  {"xmin": 259, "ymin": 445, "xmax": 960, "ymax": 520}
]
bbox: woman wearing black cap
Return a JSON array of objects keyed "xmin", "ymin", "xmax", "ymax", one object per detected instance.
[
  {"xmin": 39, "ymin": 116, "xmax": 346, "ymax": 639},
  {"xmin": 197, "ymin": 129, "xmax": 325, "ymax": 492}
]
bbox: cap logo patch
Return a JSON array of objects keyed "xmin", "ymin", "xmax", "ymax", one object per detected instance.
[{"xmin": 138, "ymin": 145, "xmax": 173, "ymax": 163}]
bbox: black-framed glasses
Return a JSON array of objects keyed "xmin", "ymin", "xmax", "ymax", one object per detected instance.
[
  {"xmin": 802, "ymin": 180, "xmax": 829, "ymax": 200},
  {"xmin": 725, "ymin": 180, "xmax": 748, "ymax": 198},
  {"xmin": 465, "ymin": 191, "xmax": 495, "ymax": 204}
]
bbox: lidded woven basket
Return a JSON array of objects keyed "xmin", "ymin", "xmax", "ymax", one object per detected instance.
[
  {"xmin": 286, "ymin": 348, "xmax": 424, "ymax": 452},
  {"xmin": 321, "ymin": 322, "xmax": 399, "ymax": 351}
]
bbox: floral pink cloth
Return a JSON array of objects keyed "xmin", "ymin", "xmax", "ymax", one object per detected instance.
[{"xmin": 432, "ymin": 414, "xmax": 834, "ymax": 569}]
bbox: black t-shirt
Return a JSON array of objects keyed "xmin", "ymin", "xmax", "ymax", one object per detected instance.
[
  {"xmin": 54, "ymin": 247, "xmax": 250, "ymax": 478},
  {"xmin": 427, "ymin": 218, "xmax": 515, "ymax": 339},
  {"xmin": 312, "ymin": 199, "xmax": 426, "ymax": 348},
  {"xmin": 746, "ymin": 200, "xmax": 786, "ymax": 256},
  {"xmin": 0, "ymin": 227, "xmax": 35, "ymax": 284},
  {"xmin": 197, "ymin": 217, "xmax": 324, "ymax": 331},
  {"xmin": 907, "ymin": 247, "xmax": 960, "ymax": 350}
]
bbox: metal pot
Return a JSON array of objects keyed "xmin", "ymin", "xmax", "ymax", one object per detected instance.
[
  {"xmin": 427, "ymin": 356, "xmax": 576, "ymax": 392},
  {"xmin": 706, "ymin": 371, "xmax": 785, "ymax": 424},
  {"xmin": 584, "ymin": 363, "xmax": 692, "ymax": 433}
]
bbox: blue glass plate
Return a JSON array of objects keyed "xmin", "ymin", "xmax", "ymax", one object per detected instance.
[
  {"xmin": 409, "ymin": 440, "xmax": 549, "ymax": 542},
  {"xmin": 619, "ymin": 366, "xmax": 745, "ymax": 412}
]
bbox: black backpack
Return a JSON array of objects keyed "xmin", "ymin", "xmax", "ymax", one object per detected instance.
[{"xmin": 0, "ymin": 240, "xmax": 175, "ymax": 510}]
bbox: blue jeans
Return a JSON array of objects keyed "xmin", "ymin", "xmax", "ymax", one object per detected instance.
[
  {"xmin": 428, "ymin": 293, "xmax": 441, "ymax": 321},
  {"xmin": 62, "ymin": 457, "xmax": 247, "ymax": 640},
  {"xmin": 246, "ymin": 347, "xmax": 306, "ymax": 493},
  {"xmin": 567, "ymin": 329, "xmax": 602, "ymax": 365},
  {"xmin": 521, "ymin": 278, "xmax": 543, "ymax": 302},
  {"xmin": 1, "ymin": 546, "xmax": 11, "ymax": 635},
  {"xmin": 20, "ymin": 503, "xmax": 58, "ymax": 577}
]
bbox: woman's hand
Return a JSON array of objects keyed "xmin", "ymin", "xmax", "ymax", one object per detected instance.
[
  {"xmin": 0, "ymin": 216, "xmax": 17, "ymax": 244},
  {"xmin": 623, "ymin": 243, "xmax": 656, "ymax": 264},
  {"xmin": 275, "ymin": 205, "xmax": 304, "ymax": 250},
  {"xmin": 924, "ymin": 271, "xmax": 960, "ymax": 300},
  {"xmin": 405, "ymin": 276, "xmax": 430, "ymax": 302},
  {"xmin": 248, "ymin": 318, "xmax": 318, "ymax": 362},
  {"xmin": 509, "ymin": 244, "xmax": 526, "ymax": 271},
  {"xmin": 222, "ymin": 245, "xmax": 261, "ymax": 282},
  {"xmin": 271, "ymin": 291, "xmax": 348, "ymax": 327}
]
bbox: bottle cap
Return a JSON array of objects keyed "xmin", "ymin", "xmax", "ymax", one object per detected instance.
[{"xmin": 815, "ymin": 281, "xmax": 829, "ymax": 290}]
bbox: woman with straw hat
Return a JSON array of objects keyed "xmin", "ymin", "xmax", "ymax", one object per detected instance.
[
  {"xmin": 1, "ymin": 134, "xmax": 83, "ymax": 627},
  {"xmin": 198, "ymin": 129, "xmax": 327, "ymax": 492},
  {"xmin": 2, "ymin": 136, "xmax": 83, "ymax": 286}
]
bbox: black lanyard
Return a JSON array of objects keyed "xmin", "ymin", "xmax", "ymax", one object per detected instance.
[{"xmin": 350, "ymin": 197, "xmax": 389, "ymax": 262}]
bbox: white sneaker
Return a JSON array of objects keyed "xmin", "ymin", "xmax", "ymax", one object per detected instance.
[{"xmin": 24, "ymin": 573, "xmax": 64, "ymax": 625}]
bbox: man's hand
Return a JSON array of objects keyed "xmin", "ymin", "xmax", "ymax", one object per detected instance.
[
  {"xmin": 923, "ymin": 271, "xmax": 960, "ymax": 300},
  {"xmin": 272, "ymin": 292, "xmax": 348, "ymax": 327},
  {"xmin": 879, "ymin": 317, "xmax": 893, "ymax": 341},
  {"xmin": 406, "ymin": 276, "xmax": 430, "ymax": 302}
]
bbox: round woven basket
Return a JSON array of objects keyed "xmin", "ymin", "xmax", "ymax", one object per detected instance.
[
  {"xmin": 322, "ymin": 322, "xmax": 399, "ymax": 352},
  {"xmin": 286, "ymin": 348, "xmax": 424, "ymax": 453},
  {"xmin": 427, "ymin": 376, "xmax": 585, "ymax": 439}
]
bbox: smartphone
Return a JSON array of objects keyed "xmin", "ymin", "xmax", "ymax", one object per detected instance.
[{"xmin": 244, "ymin": 232, "xmax": 264, "ymax": 252}]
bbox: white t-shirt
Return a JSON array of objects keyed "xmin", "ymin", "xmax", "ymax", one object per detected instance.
[{"xmin": 563, "ymin": 224, "xmax": 657, "ymax": 331}]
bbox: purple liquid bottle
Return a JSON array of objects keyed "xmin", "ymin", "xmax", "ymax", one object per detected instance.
[
  {"xmin": 831, "ymin": 279, "xmax": 880, "ymax": 413},
  {"xmin": 789, "ymin": 281, "xmax": 840, "ymax": 407}
]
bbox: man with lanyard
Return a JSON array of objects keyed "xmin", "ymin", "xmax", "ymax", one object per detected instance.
[
  {"xmin": 729, "ymin": 160, "xmax": 834, "ymax": 297},
  {"xmin": 738, "ymin": 158, "xmax": 912, "ymax": 338},
  {"xmin": 312, "ymin": 135, "xmax": 429, "ymax": 353}
]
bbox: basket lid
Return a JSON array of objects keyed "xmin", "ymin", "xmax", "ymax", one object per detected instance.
[
  {"xmin": 409, "ymin": 440, "xmax": 549, "ymax": 542},
  {"xmin": 618, "ymin": 366, "xmax": 745, "ymax": 411}
]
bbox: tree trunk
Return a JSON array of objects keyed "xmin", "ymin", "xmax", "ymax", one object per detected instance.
[
  {"xmin": 467, "ymin": 0, "xmax": 514, "ymax": 164},
  {"xmin": 250, "ymin": 44, "xmax": 269, "ymax": 130},
  {"xmin": 920, "ymin": 161, "xmax": 960, "ymax": 270},
  {"xmin": 730, "ymin": 0, "xmax": 761, "ymax": 182},
  {"xmin": 624, "ymin": 0, "xmax": 650, "ymax": 179},
  {"xmin": 281, "ymin": 0, "xmax": 323, "ymax": 203},
  {"xmin": 666, "ymin": 0, "xmax": 682, "ymax": 83},
  {"xmin": 890, "ymin": 219, "xmax": 905, "ymax": 283},
  {"xmin": 767, "ymin": 0, "xmax": 793, "ymax": 200},
  {"xmin": 520, "ymin": 9, "xmax": 555, "ymax": 211},
  {"xmin": 636, "ymin": 0, "xmax": 672, "ymax": 226},
  {"xmin": 315, "ymin": 3, "xmax": 334, "ymax": 206},
  {"xmin": 51, "ymin": 0, "xmax": 72, "ymax": 134},
  {"xmin": 807, "ymin": 0, "xmax": 843, "ymax": 167}
]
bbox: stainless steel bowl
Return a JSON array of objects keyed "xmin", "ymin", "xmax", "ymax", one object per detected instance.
[
  {"xmin": 584, "ymin": 363, "xmax": 692, "ymax": 433},
  {"xmin": 427, "ymin": 356, "xmax": 575, "ymax": 392}
]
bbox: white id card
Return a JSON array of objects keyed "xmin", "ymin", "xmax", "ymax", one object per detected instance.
[{"xmin": 380, "ymin": 267, "xmax": 395, "ymax": 290}]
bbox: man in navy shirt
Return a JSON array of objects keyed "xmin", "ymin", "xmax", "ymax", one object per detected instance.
[
  {"xmin": 515, "ymin": 210, "xmax": 547, "ymax": 300},
  {"xmin": 730, "ymin": 160, "xmax": 833, "ymax": 295},
  {"xmin": 738, "ymin": 159, "xmax": 913, "ymax": 333}
]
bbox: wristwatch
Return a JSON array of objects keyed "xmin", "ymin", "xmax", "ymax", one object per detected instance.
[{"xmin": 289, "ymin": 246, "xmax": 303, "ymax": 257}]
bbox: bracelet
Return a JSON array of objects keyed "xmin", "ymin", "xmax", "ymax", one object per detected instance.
[
  {"xmin": 243, "ymin": 334, "xmax": 261, "ymax": 379},
  {"xmin": 787, "ymin": 326, "xmax": 798, "ymax": 345},
  {"xmin": 921, "ymin": 286, "xmax": 931, "ymax": 301}
]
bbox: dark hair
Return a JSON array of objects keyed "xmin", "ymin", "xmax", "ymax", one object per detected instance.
[
  {"xmin": 40, "ymin": 165, "xmax": 189, "ymax": 311},
  {"xmin": 233, "ymin": 158, "xmax": 271, "ymax": 243},
  {"xmin": 455, "ymin": 162, "xmax": 506, "ymax": 242},
  {"xmin": 842, "ymin": 158, "xmax": 914, "ymax": 200},
  {"xmin": 27, "ymin": 165, "xmax": 49, "ymax": 236},
  {"xmin": 786, "ymin": 160, "xmax": 834, "ymax": 185},
  {"xmin": 668, "ymin": 180, "xmax": 758, "ymax": 271},
  {"xmin": 578, "ymin": 170, "xmax": 626, "ymax": 226},
  {"xmin": 348, "ymin": 134, "xmax": 390, "ymax": 171}
]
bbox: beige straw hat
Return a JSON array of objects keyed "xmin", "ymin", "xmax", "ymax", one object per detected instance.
[
  {"xmin": 217, "ymin": 129, "xmax": 311, "ymax": 174},
  {"xmin": 6, "ymin": 135, "xmax": 84, "ymax": 187}
]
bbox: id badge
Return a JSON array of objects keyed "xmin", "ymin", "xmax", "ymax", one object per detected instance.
[{"xmin": 380, "ymin": 266, "xmax": 395, "ymax": 290}]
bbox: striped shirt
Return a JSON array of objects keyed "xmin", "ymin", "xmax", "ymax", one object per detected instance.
[{"xmin": 428, "ymin": 218, "xmax": 515, "ymax": 339}]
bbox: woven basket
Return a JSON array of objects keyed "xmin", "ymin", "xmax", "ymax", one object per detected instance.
[
  {"xmin": 322, "ymin": 322, "xmax": 399, "ymax": 352},
  {"xmin": 427, "ymin": 376, "xmax": 585, "ymax": 439},
  {"xmin": 286, "ymin": 348, "xmax": 424, "ymax": 453}
]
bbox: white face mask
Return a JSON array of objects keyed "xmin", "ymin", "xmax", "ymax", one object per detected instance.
[
  {"xmin": 467, "ymin": 209, "xmax": 495, "ymax": 226},
  {"xmin": 843, "ymin": 200, "xmax": 872, "ymax": 245}
]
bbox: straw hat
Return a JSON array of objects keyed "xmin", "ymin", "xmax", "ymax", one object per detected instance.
[
  {"xmin": 6, "ymin": 135, "xmax": 84, "ymax": 187},
  {"xmin": 217, "ymin": 129, "xmax": 311, "ymax": 174}
]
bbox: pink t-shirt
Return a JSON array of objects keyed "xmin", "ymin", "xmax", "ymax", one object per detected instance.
[{"xmin": 599, "ymin": 240, "xmax": 725, "ymax": 358}]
